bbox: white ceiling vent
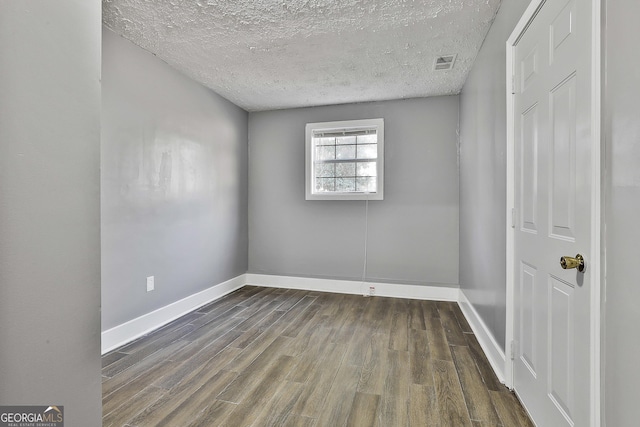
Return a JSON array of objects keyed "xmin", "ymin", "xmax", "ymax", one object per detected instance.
[{"xmin": 434, "ymin": 54, "xmax": 457, "ymax": 71}]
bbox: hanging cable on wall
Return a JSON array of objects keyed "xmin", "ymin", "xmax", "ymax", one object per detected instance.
[{"xmin": 361, "ymin": 194, "xmax": 372, "ymax": 296}]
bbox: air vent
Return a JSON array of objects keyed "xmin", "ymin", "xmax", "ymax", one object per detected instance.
[{"xmin": 433, "ymin": 54, "xmax": 457, "ymax": 71}]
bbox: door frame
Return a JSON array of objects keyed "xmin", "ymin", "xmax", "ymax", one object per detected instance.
[{"xmin": 504, "ymin": 0, "xmax": 602, "ymax": 425}]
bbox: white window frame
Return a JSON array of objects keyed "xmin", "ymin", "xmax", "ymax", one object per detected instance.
[{"xmin": 305, "ymin": 118, "xmax": 384, "ymax": 201}]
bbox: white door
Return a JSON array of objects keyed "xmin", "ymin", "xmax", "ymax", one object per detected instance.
[{"xmin": 512, "ymin": 0, "xmax": 594, "ymax": 425}]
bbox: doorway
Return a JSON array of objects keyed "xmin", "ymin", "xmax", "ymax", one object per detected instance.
[{"xmin": 505, "ymin": 0, "xmax": 601, "ymax": 425}]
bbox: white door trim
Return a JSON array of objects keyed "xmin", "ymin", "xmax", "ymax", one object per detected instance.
[{"xmin": 505, "ymin": 0, "xmax": 602, "ymax": 425}]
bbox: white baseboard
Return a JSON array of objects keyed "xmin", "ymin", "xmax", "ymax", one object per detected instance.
[
  {"xmin": 101, "ymin": 274, "xmax": 246, "ymax": 354},
  {"xmin": 458, "ymin": 289, "xmax": 507, "ymax": 384},
  {"xmin": 245, "ymin": 273, "xmax": 459, "ymax": 301}
]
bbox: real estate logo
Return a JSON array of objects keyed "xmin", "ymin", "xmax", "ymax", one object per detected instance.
[{"xmin": 0, "ymin": 406, "xmax": 63, "ymax": 427}]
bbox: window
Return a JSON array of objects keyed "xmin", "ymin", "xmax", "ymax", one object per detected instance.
[{"xmin": 305, "ymin": 118, "xmax": 384, "ymax": 200}]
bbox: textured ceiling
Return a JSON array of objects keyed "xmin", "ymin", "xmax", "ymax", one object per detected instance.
[{"xmin": 103, "ymin": 0, "xmax": 501, "ymax": 111}]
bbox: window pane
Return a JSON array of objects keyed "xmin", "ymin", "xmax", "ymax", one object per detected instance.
[
  {"xmin": 357, "ymin": 161, "xmax": 377, "ymax": 177},
  {"xmin": 357, "ymin": 134, "xmax": 377, "ymax": 145},
  {"xmin": 357, "ymin": 144, "xmax": 377, "ymax": 159},
  {"xmin": 335, "ymin": 162, "xmax": 356, "ymax": 177},
  {"xmin": 336, "ymin": 177, "xmax": 356, "ymax": 192},
  {"xmin": 315, "ymin": 178, "xmax": 335, "ymax": 192},
  {"xmin": 315, "ymin": 163, "xmax": 335, "ymax": 178},
  {"xmin": 316, "ymin": 146, "xmax": 335, "ymax": 161},
  {"xmin": 336, "ymin": 136, "xmax": 356, "ymax": 145},
  {"xmin": 336, "ymin": 145, "xmax": 356, "ymax": 160},
  {"xmin": 356, "ymin": 177, "xmax": 377, "ymax": 193},
  {"xmin": 316, "ymin": 137, "xmax": 335, "ymax": 146}
]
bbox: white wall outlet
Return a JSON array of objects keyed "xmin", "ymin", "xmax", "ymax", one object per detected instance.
[
  {"xmin": 368, "ymin": 285, "xmax": 375, "ymax": 296},
  {"xmin": 146, "ymin": 276, "xmax": 154, "ymax": 292}
]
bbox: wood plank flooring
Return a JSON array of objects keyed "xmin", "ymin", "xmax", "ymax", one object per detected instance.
[{"xmin": 102, "ymin": 286, "xmax": 534, "ymax": 427}]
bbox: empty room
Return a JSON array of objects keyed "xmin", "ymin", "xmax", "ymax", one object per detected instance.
[{"xmin": 1, "ymin": 0, "xmax": 639, "ymax": 426}]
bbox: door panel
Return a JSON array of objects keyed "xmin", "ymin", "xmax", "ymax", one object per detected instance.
[
  {"xmin": 521, "ymin": 105, "xmax": 539, "ymax": 233},
  {"xmin": 521, "ymin": 48, "xmax": 538, "ymax": 92},
  {"xmin": 512, "ymin": 0, "xmax": 593, "ymax": 425},
  {"xmin": 550, "ymin": 74, "xmax": 577, "ymax": 240},
  {"xmin": 520, "ymin": 262, "xmax": 537, "ymax": 375},
  {"xmin": 548, "ymin": 275, "xmax": 574, "ymax": 421},
  {"xmin": 550, "ymin": 1, "xmax": 575, "ymax": 64}
]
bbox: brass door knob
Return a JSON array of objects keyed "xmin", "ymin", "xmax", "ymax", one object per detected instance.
[{"xmin": 560, "ymin": 254, "xmax": 585, "ymax": 272}]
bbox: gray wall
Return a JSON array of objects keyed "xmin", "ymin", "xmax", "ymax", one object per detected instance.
[
  {"xmin": 101, "ymin": 28, "xmax": 248, "ymax": 331},
  {"xmin": 0, "ymin": 1, "xmax": 102, "ymax": 425},
  {"xmin": 249, "ymin": 97, "xmax": 459, "ymax": 286},
  {"xmin": 458, "ymin": 1, "xmax": 529, "ymax": 350},
  {"xmin": 603, "ymin": 0, "xmax": 640, "ymax": 424}
]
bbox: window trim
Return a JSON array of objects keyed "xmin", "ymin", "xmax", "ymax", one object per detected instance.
[{"xmin": 305, "ymin": 118, "xmax": 384, "ymax": 201}]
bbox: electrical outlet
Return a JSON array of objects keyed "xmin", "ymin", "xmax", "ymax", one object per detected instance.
[
  {"xmin": 146, "ymin": 276, "xmax": 154, "ymax": 292},
  {"xmin": 368, "ymin": 285, "xmax": 375, "ymax": 296}
]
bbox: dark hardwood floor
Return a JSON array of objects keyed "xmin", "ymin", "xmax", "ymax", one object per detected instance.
[{"xmin": 102, "ymin": 286, "xmax": 533, "ymax": 426}]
